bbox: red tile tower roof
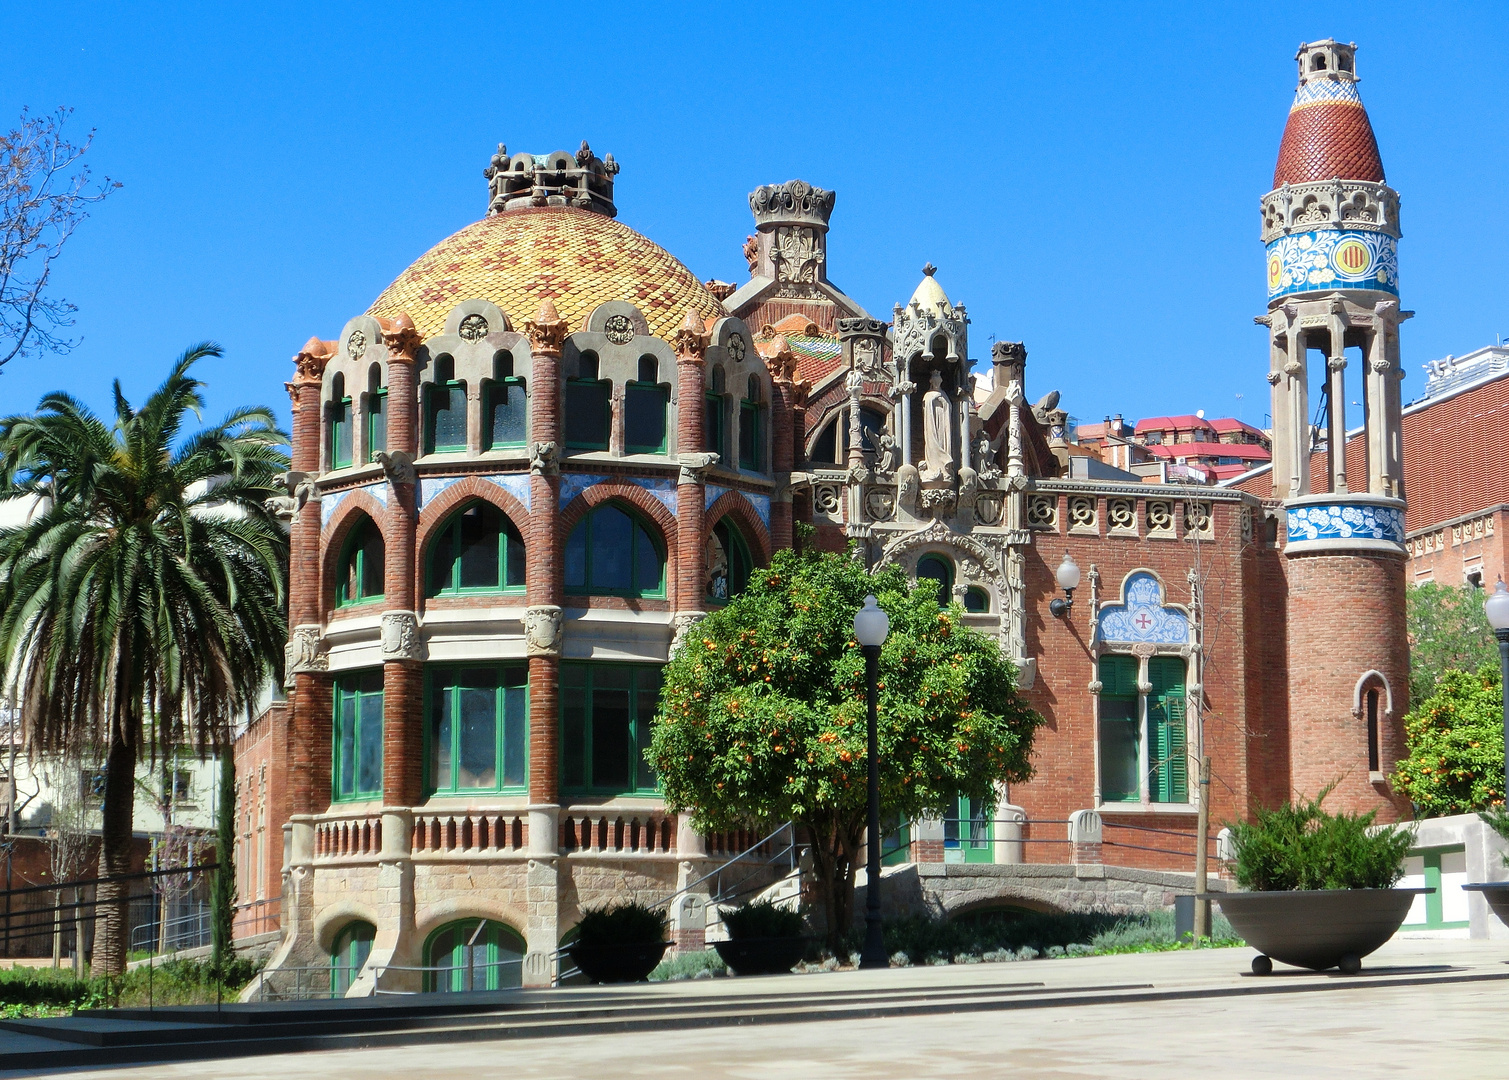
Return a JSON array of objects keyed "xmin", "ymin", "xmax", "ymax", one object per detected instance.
[{"xmin": 1272, "ymin": 43, "xmax": 1384, "ymax": 187}]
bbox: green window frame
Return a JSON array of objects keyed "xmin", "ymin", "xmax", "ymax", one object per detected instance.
[
  {"xmin": 881, "ymin": 811, "xmax": 911, "ymax": 867},
  {"xmin": 1097, "ymin": 655, "xmax": 1141, "ymax": 804},
  {"xmin": 424, "ymin": 919, "xmax": 525, "ymax": 993},
  {"xmin": 564, "ymin": 503, "xmax": 665, "ymax": 598},
  {"xmin": 944, "ymin": 795, "xmax": 994, "ymax": 863},
  {"xmin": 1401, "ymin": 846, "xmax": 1469, "ymax": 930},
  {"xmin": 330, "ymin": 387, "xmax": 354, "ymax": 470},
  {"xmin": 560, "ymin": 662, "xmax": 663, "ymax": 796},
  {"xmin": 916, "ymin": 554, "xmax": 953, "ymax": 607},
  {"xmin": 738, "ymin": 398, "xmax": 763, "ymax": 471},
  {"xmin": 426, "ymin": 501, "xmax": 526, "ymax": 597},
  {"xmin": 365, "ymin": 388, "xmax": 387, "ymax": 461},
  {"xmin": 564, "ymin": 378, "xmax": 611, "ymax": 451},
  {"xmin": 426, "ymin": 664, "xmax": 529, "ymax": 795},
  {"xmin": 484, "ymin": 377, "xmax": 528, "ymax": 450},
  {"xmin": 625, "ymin": 381, "xmax": 669, "ymax": 455},
  {"xmin": 963, "ymin": 586, "xmax": 990, "ymax": 613},
  {"xmin": 425, "ymin": 379, "xmax": 468, "ymax": 454},
  {"xmin": 1147, "ymin": 656, "xmax": 1188, "ymax": 804},
  {"xmin": 705, "ymin": 392, "xmax": 726, "ymax": 460},
  {"xmin": 330, "ymin": 920, "xmax": 375, "ymax": 997},
  {"xmin": 336, "ymin": 518, "xmax": 385, "ymax": 607},
  {"xmin": 706, "ymin": 518, "xmax": 752, "ymax": 604},
  {"xmin": 333, "ymin": 670, "xmax": 384, "ymax": 802}
]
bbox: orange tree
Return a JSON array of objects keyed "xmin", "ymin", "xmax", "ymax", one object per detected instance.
[
  {"xmin": 1392, "ymin": 663, "xmax": 1504, "ymax": 816},
  {"xmin": 648, "ymin": 547, "xmax": 1042, "ymax": 951}
]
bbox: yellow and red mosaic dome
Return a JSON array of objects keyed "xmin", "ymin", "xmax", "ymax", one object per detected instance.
[
  {"xmin": 368, "ymin": 206, "xmax": 726, "ymax": 341},
  {"xmin": 1272, "ymin": 76, "xmax": 1384, "ymax": 188}
]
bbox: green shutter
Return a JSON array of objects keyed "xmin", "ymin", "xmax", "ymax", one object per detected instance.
[
  {"xmin": 1098, "ymin": 654, "xmax": 1139, "ymax": 697},
  {"xmin": 1148, "ymin": 657, "xmax": 1187, "ymax": 803}
]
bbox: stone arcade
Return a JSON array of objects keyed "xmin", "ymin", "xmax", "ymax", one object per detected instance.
[{"xmin": 243, "ymin": 43, "xmax": 1413, "ymax": 993}]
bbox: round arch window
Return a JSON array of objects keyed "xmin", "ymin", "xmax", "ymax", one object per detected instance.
[
  {"xmin": 963, "ymin": 586, "xmax": 990, "ymax": 613},
  {"xmin": 427, "ymin": 501, "xmax": 525, "ymax": 596},
  {"xmin": 424, "ymin": 918, "xmax": 525, "ymax": 992},
  {"xmin": 916, "ymin": 554, "xmax": 953, "ymax": 607},
  {"xmin": 330, "ymin": 920, "xmax": 375, "ymax": 997}
]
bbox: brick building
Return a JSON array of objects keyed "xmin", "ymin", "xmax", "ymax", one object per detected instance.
[{"xmin": 252, "ymin": 40, "xmax": 1417, "ymax": 992}]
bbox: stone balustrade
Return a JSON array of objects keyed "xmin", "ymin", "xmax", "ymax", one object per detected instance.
[
  {"xmin": 314, "ymin": 813, "xmax": 383, "ymax": 860},
  {"xmin": 412, "ymin": 811, "xmax": 528, "ymax": 856},
  {"xmin": 559, "ymin": 811, "xmax": 677, "ymax": 855}
]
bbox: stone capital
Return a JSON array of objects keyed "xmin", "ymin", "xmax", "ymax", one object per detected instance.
[
  {"xmin": 285, "ymin": 625, "xmax": 328, "ymax": 687},
  {"xmin": 378, "ymin": 313, "xmax": 421, "ymax": 362},
  {"xmin": 292, "ymin": 337, "xmax": 336, "ymax": 385},
  {"xmin": 672, "ymin": 309, "xmax": 710, "ymax": 361},
  {"xmin": 678, "ymin": 452, "xmax": 718, "ymax": 485},
  {"xmin": 525, "ymin": 300, "xmax": 568, "ymax": 356}
]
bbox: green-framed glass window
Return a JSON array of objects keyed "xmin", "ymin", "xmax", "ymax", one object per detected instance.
[
  {"xmin": 625, "ymin": 355, "xmax": 668, "ymax": 454},
  {"xmin": 426, "ymin": 501, "xmax": 525, "ymax": 597},
  {"xmin": 738, "ymin": 375, "xmax": 764, "ymax": 471},
  {"xmin": 564, "ymin": 502, "xmax": 665, "ymax": 598},
  {"xmin": 424, "ymin": 919, "xmax": 524, "ymax": 992},
  {"xmin": 1147, "ymin": 656, "xmax": 1187, "ymax": 803},
  {"xmin": 427, "ymin": 664, "xmax": 528, "ymax": 795},
  {"xmin": 565, "ymin": 351, "xmax": 610, "ymax": 451},
  {"xmin": 336, "ymin": 517, "xmax": 385, "ymax": 607},
  {"xmin": 963, "ymin": 586, "xmax": 990, "ymax": 613},
  {"xmin": 330, "ymin": 920, "xmax": 375, "ymax": 997},
  {"xmin": 425, "ymin": 355, "xmax": 467, "ymax": 454},
  {"xmin": 706, "ymin": 367, "xmax": 727, "ymax": 460},
  {"xmin": 561, "ymin": 662, "xmax": 663, "ymax": 795},
  {"xmin": 944, "ymin": 795, "xmax": 994, "ymax": 863},
  {"xmin": 334, "ymin": 670, "xmax": 384, "ymax": 802},
  {"xmin": 365, "ymin": 362, "xmax": 387, "ymax": 462},
  {"xmin": 706, "ymin": 518, "xmax": 751, "ymax": 604},
  {"xmin": 1097, "ymin": 655, "xmax": 1140, "ymax": 804},
  {"xmin": 916, "ymin": 554, "xmax": 953, "ymax": 607},
  {"xmin": 485, "ymin": 350, "xmax": 527, "ymax": 450},
  {"xmin": 329, "ymin": 373, "xmax": 353, "ymax": 469}
]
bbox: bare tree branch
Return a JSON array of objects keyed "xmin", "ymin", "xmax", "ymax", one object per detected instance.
[{"xmin": 0, "ymin": 107, "xmax": 120, "ymax": 371}]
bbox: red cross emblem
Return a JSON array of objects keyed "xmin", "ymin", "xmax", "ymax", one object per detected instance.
[{"xmin": 1134, "ymin": 612, "xmax": 1152, "ymax": 630}]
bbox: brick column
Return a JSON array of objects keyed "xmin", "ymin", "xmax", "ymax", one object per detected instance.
[
  {"xmin": 524, "ymin": 301, "xmax": 567, "ymax": 808},
  {"xmin": 763, "ymin": 335, "xmax": 796, "ymax": 553},
  {"xmin": 287, "ymin": 338, "xmax": 335, "ymax": 816},
  {"xmin": 673, "ymin": 310, "xmax": 710, "ymax": 613},
  {"xmin": 376, "ymin": 313, "xmax": 424, "ymax": 808}
]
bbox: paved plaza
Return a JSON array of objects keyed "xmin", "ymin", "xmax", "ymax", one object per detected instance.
[{"xmin": 5, "ymin": 938, "xmax": 1506, "ymax": 1079}]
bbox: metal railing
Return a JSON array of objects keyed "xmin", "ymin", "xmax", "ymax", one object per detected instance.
[
  {"xmin": 232, "ymin": 897, "xmax": 281, "ymax": 939},
  {"xmin": 1101, "ymin": 820, "xmax": 1221, "ymax": 861}
]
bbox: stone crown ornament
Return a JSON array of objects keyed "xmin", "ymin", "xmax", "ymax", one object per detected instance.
[{"xmin": 748, "ymin": 180, "xmax": 836, "ymax": 230}]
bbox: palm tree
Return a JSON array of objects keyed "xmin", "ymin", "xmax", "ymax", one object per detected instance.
[{"xmin": 0, "ymin": 344, "xmax": 288, "ymax": 975}]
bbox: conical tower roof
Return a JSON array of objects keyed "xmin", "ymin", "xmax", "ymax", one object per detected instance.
[
  {"xmin": 1272, "ymin": 40, "xmax": 1384, "ymax": 188},
  {"xmin": 909, "ymin": 263, "xmax": 950, "ymax": 317}
]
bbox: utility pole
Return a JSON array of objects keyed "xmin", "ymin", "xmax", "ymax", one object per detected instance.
[{"xmin": 1194, "ymin": 755, "xmax": 1212, "ymax": 938}]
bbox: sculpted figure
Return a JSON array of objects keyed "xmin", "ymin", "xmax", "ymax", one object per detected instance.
[{"xmin": 919, "ymin": 370, "xmax": 956, "ymax": 483}]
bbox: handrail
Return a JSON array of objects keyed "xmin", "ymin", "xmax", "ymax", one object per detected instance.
[{"xmin": 654, "ymin": 821, "xmax": 800, "ymax": 915}]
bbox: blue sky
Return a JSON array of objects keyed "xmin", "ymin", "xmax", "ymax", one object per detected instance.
[{"xmin": 5, "ymin": 1, "xmax": 1507, "ymax": 436}]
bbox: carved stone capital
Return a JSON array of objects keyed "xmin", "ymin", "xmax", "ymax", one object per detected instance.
[
  {"xmin": 1266, "ymin": 370, "xmax": 1283, "ymax": 385},
  {"xmin": 1327, "ymin": 355, "xmax": 1348, "ymax": 372},
  {"xmin": 672, "ymin": 309, "xmax": 710, "ymax": 360},
  {"xmin": 678, "ymin": 452, "xmax": 719, "ymax": 485},
  {"xmin": 525, "ymin": 605, "xmax": 564, "ymax": 656},
  {"xmin": 378, "ymin": 313, "xmax": 421, "ymax": 361},
  {"xmin": 525, "ymin": 300, "xmax": 569, "ymax": 355},
  {"xmin": 529, "ymin": 441, "xmax": 559, "ymax": 477},
  {"xmin": 285, "ymin": 625, "xmax": 328, "ymax": 688},
  {"xmin": 380, "ymin": 611, "xmax": 425, "ymax": 661},
  {"xmin": 292, "ymin": 337, "xmax": 335, "ymax": 384},
  {"xmin": 1283, "ymin": 359, "xmax": 1304, "ymax": 378}
]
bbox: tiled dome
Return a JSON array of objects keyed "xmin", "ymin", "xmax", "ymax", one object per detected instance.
[
  {"xmin": 1273, "ymin": 77, "xmax": 1384, "ymax": 187},
  {"xmin": 368, "ymin": 206, "xmax": 725, "ymax": 341}
]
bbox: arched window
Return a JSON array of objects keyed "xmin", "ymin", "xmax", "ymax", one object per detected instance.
[
  {"xmin": 485, "ymin": 350, "xmax": 527, "ymax": 450},
  {"xmin": 427, "ymin": 501, "xmax": 525, "ymax": 596},
  {"xmin": 1366, "ymin": 688, "xmax": 1381, "ymax": 774},
  {"xmin": 625, "ymin": 354, "xmax": 669, "ymax": 454},
  {"xmin": 739, "ymin": 375, "xmax": 764, "ymax": 471},
  {"xmin": 365, "ymin": 365, "xmax": 386, "ymax": 461},
  {"xmin": 916, "ymin": 554, "xmax": 953, "ymax": 606},
  {"xmin": 565, "ymin": 351, "xmax": 610, "ymax": 452},
  {"xmin": 424, "ymin": 919, "xmax": 525, "ymax": 992},
  {"xmin": 429, "ymin": 664, "xmax": 528, "ymax": 794},
  {"xmin": 811, "ymin": 408, "xmax": 887, "ymax": 466},
  {"xmin": 964, "ymin": 586, "xmax": 990, "ymax": 613},
  {"xmin": 330, "ymin": 921, "xmax": 375, "ymax": 997},
  {"xmin": 706, "ymin": 518, "xmax": 752, "ymax": 603},
  {"xmin": 329, "ymin": 373, "xmax": 353, "ymax": 469},
  {"xmin": 337, "ymin": 517, "xmax": 385, "ymax": 607},
  {"xmin": 425, "ymin": 355, "xmax": 467, "ymax": 454},
  {"xmin": 811, "ymin": 418, "xmax": 840, "ymax": 465},
  {"xmin": 705, "ymin": 367, "xmax": 727, "ymax": 460},
  {"xmin": 564, "ymin": 502, "xmax": 664, "ymax": 597}
]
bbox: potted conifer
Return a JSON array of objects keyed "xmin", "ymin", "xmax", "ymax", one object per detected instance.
[
  {"xmin": 1200, "ymin": 786, "xmax": 1428, "ymax": 975},
  {"xmin": 712, "ymin": 900, "xmax": 807, "ymax": 976},
  {"xmin": 566, "ymin": 902, "xmax": 671, "ymax": 984}
]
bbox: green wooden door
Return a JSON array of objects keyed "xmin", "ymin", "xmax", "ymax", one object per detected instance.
[{"xmin": 945, "ymin": 796, "xmax": 993, "ymax": 863}]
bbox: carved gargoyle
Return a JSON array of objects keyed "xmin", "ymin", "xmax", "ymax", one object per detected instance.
[
  {"xmin": 529, "ymin": 441, "xmax": 558, "ymax": 477},
  {"xmin": 373, "ymin": 450, "xmax": 416, "ymax": 487},
  {"xmin": 678, "ymin": 452, "xmax": 719, "ymax": 485}
]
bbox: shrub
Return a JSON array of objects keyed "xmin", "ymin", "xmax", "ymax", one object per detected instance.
[
  {"xmin": 0, "ymin": 955, "xmax": 263, "ymax": 1014},
  {"xmin": 649, "ymin": 950, "xmax": 727, "ymax": 981},
  {"xmin": 1227, "ymin": 785, "xmax": 1414, "ymax": 891},
  {"xmin": 719, "ymin": 900, "xmax": 805, "ymax": 940},
  {"xmin": 573, "ymin": 902, "xmax": 669, "ymax": 948},
  {"xmin": 1393, "ymin": 664, "xmax": 1504, "ymax": 815}
]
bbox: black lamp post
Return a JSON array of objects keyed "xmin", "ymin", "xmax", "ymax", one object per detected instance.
[
  {"xmin": 1486, "ymin": 580, "xmax": 1509, "ymax": 796},
  {"xmin": 854, "ymin": 593, "xmax": 890, "ymax": 970}
]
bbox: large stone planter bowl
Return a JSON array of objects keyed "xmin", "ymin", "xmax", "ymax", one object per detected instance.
[
  {"xmin": 566, "ymin": 941, "xmax": 670, "ymax": 984},
  {"xmin": 1200, "ymin": 888, "xmax": 1431, "ymax": 974},
  {"xmin": 713, "ymin": 936, "xmax": 807, "ymax": 976},
  {"xmin": 1462, "ymin": 882, "xmax": 1509, "ymax": 928}
]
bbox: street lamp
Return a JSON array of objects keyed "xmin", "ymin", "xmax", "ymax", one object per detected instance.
[
  {"xmin": 1049, "ymin": 552, "xmax": 1081, "ymax": 618},
  {"xmin": 854, "ymin": 594, "xmax": 890, "ymax": 970},
  {"xmin": 1486, "ymin": 579, "xmax": 1509, "ymax": 797}
]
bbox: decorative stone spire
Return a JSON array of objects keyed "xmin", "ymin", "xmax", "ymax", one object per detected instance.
[{"xmin": 746, "ymin": 180, "xmax": 835, "ymax": 297}]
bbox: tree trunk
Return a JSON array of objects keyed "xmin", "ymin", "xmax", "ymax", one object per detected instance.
[
  {"xmin": 805, "ymin": 816, "xmax": 863, "ymax": 955},
  {"xmin": 91, "ymin": 734, "xmax": 136, "ymax": 977}
]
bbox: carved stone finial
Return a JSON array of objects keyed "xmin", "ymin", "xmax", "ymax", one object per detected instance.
[
  {"xmin": 378, "ymin": 312, "xmax": 421, "ymax": 361},
  {"xmin": 292, "ymin": 337, "xmax": 335, "ymax": 383},
  {"xmin": 742, "ymin": 235, "xmax": 759, "ymax": 274},
  {"xmin": 748, "ymin": 180, "xmax": 836, "ymax": 230},
  {"xmin": 672, "ymin": 309, "xmax": 710, "ymax": 360},
  {"xmin": 922, "ymin": 262, "xmax": 937, "ymax": 277},
  {"xmin": 759, "ymin": 333, "xmax": 796, "ymax": 383},
  {"xmin": 525, "ymin": 300, "xmax": 568, "ymax": 355}
]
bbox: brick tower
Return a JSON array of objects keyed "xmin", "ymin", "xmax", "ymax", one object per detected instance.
[{"xmin": 1259, "ymin": 40, "xmax": 1410, "ymax": 819}]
